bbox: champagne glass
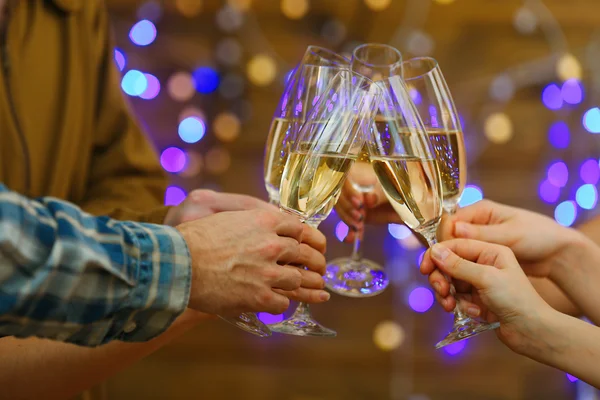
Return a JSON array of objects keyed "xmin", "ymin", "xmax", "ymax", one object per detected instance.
[
  {"xmin": 269, "ymin": 70, "xmax": 381, "ymax": 336},
  {"xmin": 402, "ymin": 57, "xmax": 500, "ymax": 348},
  {"xmin": 325, "ymin": 44, "xmax": 402, "ymax": 297}
]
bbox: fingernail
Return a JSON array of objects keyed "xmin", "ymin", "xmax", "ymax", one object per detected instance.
[
  {"xmin": 455, "ymin": 222, "xmax": 472, "ymax": 238},
  {"xmin": 467, "ymin": 306, "xmax": 481, "ymax": 318},
  {"xmin": 351, "ymin": 197, "xmax": 362, "ymax": 208},
  {"xmin": 358, "ymin": 214, "xmax": 364, "ymax": 222},
  {"xmin": 320, "ymin": 292, "xmax": 331, "ymax": 301},
  {"xmin": 431, "ymin": 244, "xmax": 450, "ymax": 260},
  {"xmin": 351, "ymin": 210, "xmax": 362, "ymax": 220},
  {"xmin": 433, "ymin": 282, "xmax": 441, "ymax": 293}
]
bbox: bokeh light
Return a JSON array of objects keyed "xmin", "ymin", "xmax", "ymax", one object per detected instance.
[
  {"xmin": 443, "ymin": 340, "xmax": 467, "ymax": 355},
  {"xmin": 561, "ymin": 79, "xmax": 583, "ymax": 105},
  {"xmin": 258, "ymin": 312, "xmax": 284, "ymax": 324},
  {"xmin": 417, "ymin": 250, "xmax": 426, "ymax": 266},
  {"xmin": 459, "ymin": 185, "xmax": 484, "ymax": 207},
  {"xmin": 175, "ymin": 0, "xmax": 203, "ymax": 17},
  {"xmin": 489, "ymin": 74, "xmax": 515, "ymax": 102},
  {"xmin": 583, "ymin": 107, "xmax": 600, "ymax": 134},
  {"xmin": 406, "ymin": 30, "xmax": 434, "ymax": 57},
  {"xmin": 281, "ymin": 0, "xmax": 309, "ymax": 19},
  {"xmin": 205, "ymin": 147, "xmax": 232, "ymax": 175},
  {"xmin": 193, "ymin": 67, "xmax": 220, "ymax": 94},
  {"xmin": 408, "ymin": 287, "xmax": 434, "ymax": 313},
  {"xmin": 408, "ymin": 87, "xmax": 422, "ymax": 105},
  {"xmin": 247, "ymin": 55, "xmax": 277, "ymax": 87},
  {"xmin": 178, "ymin": 106, "xmax": 206, "ymax": 123},
  {"xmin": 513, "ymin": 7, "xmax": 537, "ymax": 34},
  {"xmin": 167, "ymin": 72, "xmax": 196, "ymax": 102},
  {"xmin": 554, "ymin": 201, "xmax": 577, "ymax": 227},
  {"xmin": 547, "ymin": 161, "xmax": 569, "ymax": 187},
  {"xmin": 547, "ymin": 121, "xmax": 570, "ymax": 149},
  {"xmin": 541, "ymin": 83, "xmax": 563, "ymax": 110},
  {"xmin": 121, "ymin": 70, "xmax": 148, "ymax": 96},
  {"xmin": 216, "ymin": 38, "xmax": 243, "ymax": 66},
  {"xmin": 160, "ymin": 147, "xmax": 187, "ymax": 173},
  {"xmin": 566, "ymin": 374, "xmax": 579, "ymax": 383},
  {"xmin": 321, "ymin": 19, "xmax": 347, "ymax": 46},
  {"xmin": 580, "ymin": 159, "xmax": 600, "ymax": 184},
  {"xmin": 335, "ymin": 221, "xmax": 349, "ymax": 242},
  {"xmin": 129, "ymin": 20, "xmax": 157, "ymax": 46},
  {"xmin": 538, "ymin": 180, "xmax": 560, "ymax": 204},
  {"xmin": 137, "ymin": 1, "xmax": 163, "ymax": 22},
  {"xmin": 114, "ymin": 49, "xmax": 126, "ymax": 71},
  {"xmin": 484, "ymin": 112, "xmax": 513, "ymax": 144},
  {"xmin": 364, "ymin": 0, "xmax": 392, "ymax": 11},
  {"xmin": 575, "ymin": 184, "xmax": 597, "ymax": 210},
  {"xmin": 227, "ymin": 0, "xmax": 252, "ymax": 11},
  {"xmin": 216, "ymin": 5, "xmax": 244, "ymax": 32},
  {"xmin": 179, "ymin": 151, "xmax": 203, "ymax": 178},
  {"xmin": 231, "ymin": 99, "xmax": 253, "ymax": 122},
  {"xmin": 373, "ymin": 321, "xmax": 405, "ymax": 351},
  {"xmin": 164, "ymin": 186, "xmax": 187, "ymax": 206},
  {"xmin": 139, "ymin": 73, "xmax": 161, "ymax": 100},
  {"xmin": 399, "ymin": 234, "xmax": 424, "ymax": 250},
  {"xmin": 178, "ymin": 117, "xmax": 206, "ymax": 144},
  {"xmin": 213, "ymin": 112, "xmax": 241, "ymax": 142},
  {"xmin": 219, "ymin": 73, "xmax": 245, "ymax": 99},
  {"xmin": 388, "ymin": 223, "xmax": 412, "ymax": 240},
  {"xmin": 556, "ymin": 53, "xmax": 582, "ymax": 81}
]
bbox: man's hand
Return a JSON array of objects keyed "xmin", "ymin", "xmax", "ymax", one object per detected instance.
[
  {"xmin": 177, "ymin": 209, "xmax": 329, "ymax": 316},
  {"xmin": 164, "ymin": 190, "xmax": 276, "ymax": 226}
]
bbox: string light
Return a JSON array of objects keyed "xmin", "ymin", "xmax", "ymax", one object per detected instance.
[
  {"xmin": 193, "ymin": 67, "xmax": 220, "ymax": 94},
  {"xmin": 247, "ymin": 55, "xmax": 277, "ymax": 86},
  {"xmin": 175, "ymin": 0, "xmax": 203, "ymax": 18},
  {"xmin": 484, "ymin": 112, "xmax": 513, "ymax": 144},
  {"xmin": 583, "ymin": 107, "xmax": 600, "ymax": 134},
  {"xmin": 459, "ymin": 185, "xmax": 484, "ymax": 207},
  {"xmin": 179, "ymin": 151, "xmax": 203, "ymax": 177},
  {"xmin": 513, "ymin": 7, "xmax": 537, "ymax": 34},
  {"xmin": 547, "ymin": 161, "xmax": 569, "ymax": 187},
  {"xmin": 121, "ymin": 70, "xmax": 148, "ymax": 96},
  {"xmin": 579, "ymin": 159, "xmax": 600, "ymax": 184},
  {"xmin": 539, "ymin": 180, "xmax": 561, "ymax": 204},
  {"xmin": 373, "ymin": 321, "xmax": 405, "ymax": 351},
  {"xmin": 406, "ymin": 30, "xmax": 434, "ymax": 56},
  {"xmin": 443, "ymin": 340, "xmax": 467, "ymax": 355},
  {"xmin": 554, "ymin": 200, "xmax": 577, "ymax": 227},
  {"xmin": 561, "ymin": 79, "xmax": 583, "ymax": 105},
  {"xmin": 227, "ymin": 0, "xmax": 252, "ymax": 11},
  {"xmin": 216, "ymin": 38, "xmax": 243, "ymax": 66},
  {"xmin": 489, "ymin": 74, "xmax": 515, "ymax": 102},
  {"xmin": 178, "ymin": 117, "xmax": 206, "ymax": 143},
  {"xmin": 388, "ymin": 224, "xmax": 411, "ymax": 240},
  {"xmin": 213, "ymin": 112, "xmax": 241, "ymax": 142},
  {"xmin": 408, "ymin": 287, "xmax": 434, "ymax": 313},
  {"xmin": 364, "ymin": 0, "xmax": 392, "ymax": 11},
  {"xmin": 164, "ymin": 186, "xmax": 187, "ymax": 206},
  {"xmin": 541, "ymin": 83, "xmax": 563, "ymax": 110},
  {"xmin": 575, "ymin": 184, "xmax": 598, "ymax": 210},
  {"xmin": 178, "ymin": 106, "xmax": 206, "ymax": 123},
  {"xmin": 280, "ymin": 0, "xmax": 309, "ymax": 20},
  {"xmin": 129, "ymin": 20, "xmax": 157, "ymax": 47},
  {"xmin": 556, "ymin": 53, "xmax": 582, "ymax": 81},
  {"xmin": 139, "ymin": 73, "xmax": 161, "ymax": 100},
  {"xmin": 547, "ymin": 121, "xmax": 570, "ymax": 149},
  {"xmin": 167, "ymin": 72, "xmax": 196, "ymax": 102},
  {"xmin": 216, "ymin": 5, "xmax": 244, "ymax": 32},
  {"xmin": 114, "ymin": 49, "xmax": 126, "ymax": 72},
  {"xmin": 137, "ymin": 1, "xmax": 163, "ymax": 22},
  {"xmin": 335, "ymin": 221, "xmax": 349, "ymax": 242},
  {"xmin": 205, "ymin": 147, "xmax": 232, "ymax": 174},
  {"xmin": 160, "ymin": 147, "xmax": 187, "ymax": 173}
]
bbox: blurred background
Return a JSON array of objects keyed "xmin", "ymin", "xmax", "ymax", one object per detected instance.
[{"xmin": 102, "ymin": 0, "xmax": 600, "ymax": 398}]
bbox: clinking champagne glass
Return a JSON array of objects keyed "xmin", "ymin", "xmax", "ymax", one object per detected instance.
[
  {"xmin": 402, "ymin": 57, "xmax": 499, "ymax": 348},
  {"xmin": 325, "ymin": 44, "xmax": 402, "ymax": 298},
  {"xmin": 268, "ymin": 70, "xmax": 381, "ymax": 337}
]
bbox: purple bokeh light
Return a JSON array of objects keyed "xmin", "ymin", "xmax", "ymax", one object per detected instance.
[
  {"xmin": 160, "ymin": 147, "xmax": 187, "ymax": 173},
  {"xmin": 538, "ymin": 180, "xmax": 560, "ymax": 204},
  {"xmin": 258, "ymin": 312, "xmax": 284, "ymax": 324},
  {"xmin": 409, "ymin": 88, "xmax": 422, "ymax": 105},
  {"xmin": 417, "ymin": 250, "xmax": 426, "ymax": 266},
  {"xmin": 580, "ymin": 159, "xmax": 600, "ymax": 184},
  {"xmin": 335, "ymin": 221, "xmax": 349, "ymax": 242},
  {"xmin": 547, "ymin": 161, "xmax": 569, "ymax": 187},
  {"xmin": 561, "ymin": 79, "xmax": 583, "ymax": 105},
  {"xmin": 566, "ymin": 373, "xmax": 579, "ymax": 383},
  {"xmin": 164, "ymin": 186, "xmax": 186, "ymax": 206},
  {"xmin": 583, "ymin": 107, "xmax": 600, "ymax": 134},
  {"xmin": 114, "ymin": 49, "xmax": 126, "ymax": 71},
  {"xmin": 443, "ymin": 340, "xmax": 467, "ymax": 355},
  {"xmin": 389, "ymin": 223, "xmax": 412, "ymax": 240},
  {"xmin": 408, "ymin": 287, "xmax": 434, "ymax": 313},
  {"xmin": 129, "ymin": 20, "xmax": 157, "ymax": 46},
  {"xmin": 139, "ymin": 73, "xmax": 161, "ymax": 100},
  {"xmin": 541, "ymin": 83, "xmax": 563, "ymax": 110},
  {"xmin": 547, "ymin": 121, "xmax": 570, "ymax": 149}
]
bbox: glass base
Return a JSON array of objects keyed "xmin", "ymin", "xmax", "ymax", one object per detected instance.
[
  {"xmin": 269, "ymin": 316, "xmax": 337, "ymax": 337},
  {"xmin": 435, "ymin": 317, "xmax": 500, "ymax": 349},
  {"xmin": 219, "ymin": 313, "xmax": 272, "ymax": 338},
  {"xmin": 324, "ymin": 257, "xmax": 389, "ymax": 298}
]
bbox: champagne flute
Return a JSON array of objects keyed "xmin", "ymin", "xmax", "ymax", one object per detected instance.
[
  {"xmin": 402, "ymin": 58, "xmax": 500, "ymax": 348},
  {"xmin": 325, "ymin": 44, "xmax": 402, "ymax": 297},
  {"xmin": 269, "ymin": 70, "xmax": 381, "ymax": 337}
]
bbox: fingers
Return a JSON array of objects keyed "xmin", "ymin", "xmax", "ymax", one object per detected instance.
[
  {"xmin": 454, "ymin": 221, "xmax": 513, "ymax": 248},
  {"xmin": 299, "ymin": 224, "xmax": 327, "ymax": 255},
  {"xmin": 453, "ymin": 199, "xmax": 509, "ymax": 226},
  {"xmin": 268, "ymin": 265, "xmax": 302, "ymax": 291},
  {"xmin": 270, "ymin": 211, "xmax": 305, "ymax": 242},
  {"xmin": 435, "ymin": 292, "xmax": 456, "ymax": 312},
  {"xmin": 257, "ymin": 291, "xmax": 291, "ymax": 315},
  {"xmin": 428, "ymin": 242, "xmax": 489, "ymax": 287},
  {"xmin": 335, "ymin": 181, "xmax": 364, "ymax": 230},
  {"xmin": 428, "ymin": 269, "xmax": 450, "ymax": 297},
  {"xmin": 273, "ymin": 287, "xmax": 331, "ymax": 304},
  {"xmin": 278, "ymin": 243, "xmax": 327, "ymax": 275}
]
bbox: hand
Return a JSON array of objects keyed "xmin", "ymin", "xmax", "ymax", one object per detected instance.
[
  {"xmin": 428, "ymin": 200, "xmax": 582, "ymax": 301},
  {"xmin": 164, "ymin": 189, "xmax": 276, "ymax": 226},
  {"xmin": 177, "ymin": 209, "xmax": 329, "ymax": 316},
  {"xmin": 421, "ymin": 239, "xmax": 555, "ymax": 355}
]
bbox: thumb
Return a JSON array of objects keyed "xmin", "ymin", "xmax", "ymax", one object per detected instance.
[{"xmin": 430, "ymin": 243, "xmax": 486, "ymax": 288}]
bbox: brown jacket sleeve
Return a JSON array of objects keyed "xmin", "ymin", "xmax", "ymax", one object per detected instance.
[{"xmin": 80, "ymin": 1, "xmax": 171, "ymax": 224}]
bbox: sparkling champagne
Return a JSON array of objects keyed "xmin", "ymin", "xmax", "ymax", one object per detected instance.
[
  {"xmin": 427, "ymin": 129, "xmax": 466, "ymax": 210},
  {"xmin": 280, "ymin": 151, "xmax": 355, "ymax": 219},
  {"xmin": 371, "ymin": 155, "xmax": 442, "ymax": 232},
  {"xmin": 263, "ymin": 118, "xmax": 295, "ymax": 201}
]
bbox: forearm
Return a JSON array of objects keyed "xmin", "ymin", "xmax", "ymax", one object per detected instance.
[
  {"xmin": 521, "ymin": 309, "xmax": 600, "ymax": 389},
  {"xmin": 529, "ymin": 278, "xmax": 581, "ymax": 317},
  {"xmin": 0, "ymin": 310, "xmax": 210, "ymax": 400}
]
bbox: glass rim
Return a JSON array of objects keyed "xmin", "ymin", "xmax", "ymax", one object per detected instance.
[
  {"xmin": 305, "ymin": 45, "xmax": 351, "ymax": 67},
  {"xmin": 351, "ymin": 43, "xmax": 403, "ymax": 69},
  {"xmin": 402, "ymin": 57, "xmax": 440, "ymax": 82}
]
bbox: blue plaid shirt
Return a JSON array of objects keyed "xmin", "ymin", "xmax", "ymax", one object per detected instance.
[{"xmin": 0, "ymin": 185, "xmax": 191, "ymax": 347}]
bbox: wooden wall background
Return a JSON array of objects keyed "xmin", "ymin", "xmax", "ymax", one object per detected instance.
[{"xmin": 100, "ymin": 0, "xmax": 600, "ymax": 399}]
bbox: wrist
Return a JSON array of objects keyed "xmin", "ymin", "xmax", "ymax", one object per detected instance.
[
  {"xmin": 548, "ymin": 229, "xmax": 596, "ymax": 286},
  {"xmin": 514, "ymin": 306, "xmax": 565, "ymax": 361}
]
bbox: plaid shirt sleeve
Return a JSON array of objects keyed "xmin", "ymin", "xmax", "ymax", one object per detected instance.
[{"xmin": 0, "ymin": 184, "xmax": 191, "ymax": 347}]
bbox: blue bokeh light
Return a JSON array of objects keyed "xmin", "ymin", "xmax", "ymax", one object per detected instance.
[
  {"xmin": 576, "ymin": 184, "xmax": 597, "ymax": 210},
  {"xmin": 178, "ymin": 117, "xmax": 206, "ymax": 143},
  {"xmin": 139, "ymin": 73, "xmax": 161, "ymax": 100},
  {"xmin": 258, "ymin": 312, "xmax": 284, "ymax": 324},
  {"xmin": 409, "ymin": 88, "xmax": 422, "ymax": 105},
  {"xmin": 459, "ymin": 185, "xmax": 483, "ymax": 207},
  {"xmin": 561, "ymin": 79, "xmax": 583, "ymax": 105},
  {"xmin": 335, "ymin": 221, "xmax": 349, "ymax": 242},
  {"xmin": 164, "ymin": 185, "xmax": 186, "ymax": 206},
  {"xmin": 408, "ymin": 287, "xmax": 434, "ymax": 313},
  {"xmin": 443, "ymin": 340, "xmax": 467, "ymax": 356},
  {"xmin": 583, "ymin": 107, "xmax": 600, "ymax": 134},
  {"xmin": 547, "ymin": 121, "xmax": 570, "ymax": 149},
  {"xmin": 129, "ymin": 19, "xmax": 157, "ymax": 46},
  {"xmin": 547, "ymin": 161, "xmax": 569, "ymax": 188},
  {"xmin": 193, "ymin": 67, "xmax": 220, "ymax": 94},
  {"xmin": 388, "ymin": 223, "xmax": 412, "ymax": 240},
  {"xmin": 121, "ymin": 70, "xmax": 148, "ymax": 96},
  {"xmin": 580, "ymin": 159, "xmax": 600, "ymax": 185},
  {"xmin": 554, "ymin": 201, "xmax": 577, "ymax": 227},
  {"xmin": 538, "ymin": 180, "xmax": 560, "ymax": 204},
  {"xmin": 541, "ymin": 83, "xmax": 563, "ymax": 110},
  {"xmin": 114, "ymin": 49, "xmax": 126, "ymax": 71}
]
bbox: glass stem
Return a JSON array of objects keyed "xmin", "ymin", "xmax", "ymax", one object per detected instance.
[
  {"xmin": 420, "ymin": 226, "xmax": 469, "ymax": 323},
  {"xmin": 350, "ymin": 227, "xmax": 363, "ymax": 262},
  {"xmin": 268, "ymin": 196, "xmax": 279, "ymax": 206}
]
